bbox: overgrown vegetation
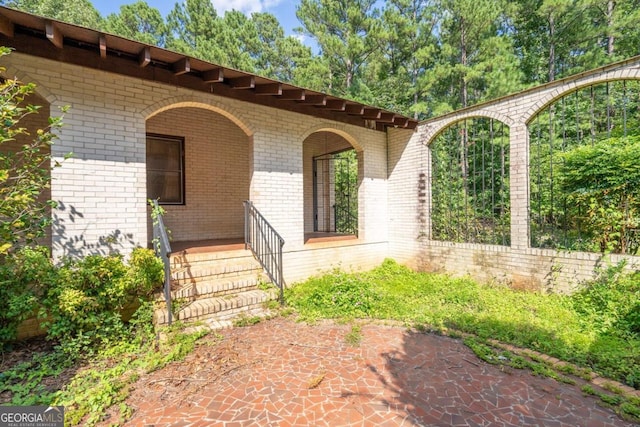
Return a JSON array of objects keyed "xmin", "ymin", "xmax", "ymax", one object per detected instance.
[
  {"xmin": 0, "ymin": 46, "xmax": 69, "ymax": 255},
  {"xmin": 0, "ymin": 244, "xmax": 204, "ymax": 426},
  {"xmin": 1, "ymin": 301, "xmax": 209, "ymax": 425},
  {"xmin": 0, "ymin": 246, "xmax": 162, "ymax": 348},
  {"xmin": 286, "ymin": 259, "xmax": 640, "ymax": 390}
]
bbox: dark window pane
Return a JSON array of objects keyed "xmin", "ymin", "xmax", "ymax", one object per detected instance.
[{"xmin": 146, "ymin": 135, "xmax": 184, "ymax": 204}]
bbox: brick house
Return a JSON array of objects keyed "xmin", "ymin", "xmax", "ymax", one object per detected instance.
[
  {"xmin": 0, "ymin": 5, "xmax": 421, "ymax": 308},
  {"xmin": 7, "ymin": 6, "xmax": 636, "ymax": 326}
]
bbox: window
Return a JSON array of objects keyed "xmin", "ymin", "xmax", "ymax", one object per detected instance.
[{"xmin": 146, "ymin": 134, "xmax": 185, "ymax": 205}]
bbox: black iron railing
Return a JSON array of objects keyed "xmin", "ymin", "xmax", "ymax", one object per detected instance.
[
  {"xmin": 151, "ymin": 199, "xmax": 172, "ymax": 325},
  {"xmin": 243, "ymin": 201, "xmax": 285, "ymax": 304}
]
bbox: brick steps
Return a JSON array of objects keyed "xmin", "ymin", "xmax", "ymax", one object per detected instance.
[
  {"xmin": 157, "ymin": 274, "xmax": 265, "ymax": 301},
  {"xmin": 154, "ymin": 289, "xmax": 277, "ymax": 325},
  {"xmin": 154, "ymin": 250, "xmax": 278, "ymax": 327}
]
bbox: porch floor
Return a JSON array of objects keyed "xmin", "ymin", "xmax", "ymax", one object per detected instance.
[{"xmin": 170, "ymin": 233, "xmax": 358, "ymax": 254}]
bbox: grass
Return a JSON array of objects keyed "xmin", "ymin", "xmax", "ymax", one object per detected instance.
[
  {"xmin": 286, "ymin": 259, "xmax": 640, "ymax": 422},
  {"xmin": 4, "ymin": 258, "xmax": 639, "ymax": 424}
]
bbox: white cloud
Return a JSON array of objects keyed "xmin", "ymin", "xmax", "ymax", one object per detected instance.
[{"xmin": 210, "ymin": 0, "xmax": 284, "ymax": 15}]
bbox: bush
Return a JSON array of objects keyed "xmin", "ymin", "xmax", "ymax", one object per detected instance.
[
  {"xmin": 571, "ymin": 261, "xmax": 640, "ymax": 338},
  {"xmin": 0, "ymin": 247, "xmax": 164, "ymax": 352},
  {"xmin": 0, "ymin": 246, "xmax": 55, "ymax": 344},
  {"xmin": 41, "ymin": 248, "xmax": 163, "ymax": 353},
  {"xmin": 0, "ymin": 47, "xmax": 69, "ymax": 256}
]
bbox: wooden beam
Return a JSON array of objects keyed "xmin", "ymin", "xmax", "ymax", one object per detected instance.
[
  {"xmin": 406, "ymin": 120, "xmax": 419, "ymax": 130},
  {"xmin": 393, "ymin": 117, "xmax": 409, "ymax": 128},
  {"xmin": 172, "ymin": 57, "xmax": 190, "ymax": 75},
  {"xmin": 45, "ymin": 21, "xmax": 63, "ymax": 48},
  {"xmin": 0, "ymin": 14, "xmax": 14, "ymax": 37},
  {"xmin": 301, "ymin": 94, "xmax": 326, "ymax": 105},
  {"xmin": 326, "ymin": 99, "xmax": 346, "ymax": 111},
  {"xmin": 99, "ymin": 35, "xmax": 107, "ymax": 59},
  {"xmin": 378, "ymin": 112, "xmax": 396, "ymax": 123},
  {"xmin": 363, "ymin": 108, "xmax": 381, "ymax": 119},
  {"xmin": 202, "ymin": 68, "xmax": 223, "ymax": 83},
  {"xmin": 345, "ymin": 104, "xmax": 364, "ymax": 115},
  {"xmin": 138, "ymin": 47, "xmax": 151, "ymax": 67},
  {"xmin": 0, "ymin": 31, "xmax": 385, "ymax": 132},
  {"xmin": 255, "ymin": 83, "xmax": 282, "ymax": 95},
  {"xmin": 280, "ymin": 89, "xmax": 305, "ymax": 100},
  {"xmin": 228, "ymin": 75, "xmax": 255, "ymax": 89},
  {"xmin": 376, "ymin": 122, "xmax": 386, "ymax": 132}
]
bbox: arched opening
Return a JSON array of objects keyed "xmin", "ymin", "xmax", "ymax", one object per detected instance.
[
  {"xmin": 145, "ymin": 106, "xmax": 250, "ymax": 245},
  {"xmin": 303, "ymin": 131, "xmax": 360, "ymax": 242},
  {"xmin": 429, "ymin": 117, "xmax": 511, "ymax": 245},
  {"xmin": 528, "ymin": 79, "xmax": 640, "ymax": 254}
]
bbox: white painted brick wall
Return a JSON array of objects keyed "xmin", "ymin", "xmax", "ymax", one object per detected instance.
[{"xmin": 4, "ymin": 53, "xmax": 389, "ymax": 269}]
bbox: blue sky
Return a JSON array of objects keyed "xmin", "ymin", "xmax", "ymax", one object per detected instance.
[{"xmin": 91, "ymin": 0, "xmax": 302, "ymax": 38}]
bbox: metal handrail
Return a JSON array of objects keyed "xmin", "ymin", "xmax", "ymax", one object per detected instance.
[
  {"xmin": 243, "ymin": 201, "xmax": 285, "ymax": 304},
  {"xmin": 151, "ymin": 199, "xmax": 172, "ymax": 325}
]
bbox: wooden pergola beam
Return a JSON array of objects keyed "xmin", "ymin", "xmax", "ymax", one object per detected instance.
[
  {"xmin": 345, "ymin": 104, "xmax": 364, "ymax": 115},
  {"xmin": 393, "ymin": 117, "xmax": 409, "ymax": 128},
  {"xmin": 363, "ymin": 108, "xmax": 381, "ymax": 119},
  {"xmin": 281, "ymin": 89, "xmax": 305, "ymax": 100},
  {"xmin": 45, "ymin": 21, "xmax": 62, "ymax": 48},
  {"xmin": 378, "ymin": 112, "xmax": 396, "ymax": 123},
  {"xmin": 138, "ymin": 47, "xmax": 151, "ymax": 67},
  {"xmin": 301, "ymin": 94, "xmax": 326, "ymax": 105},
  {"xmin": 172, "ymin": 57, "xmax": 190, "ymax": 76},
  {"xmin": 228, "ymin": 75, "xmax": 255, "ymax": 89},
  {"xmin": 99, "ymin": 35, "xmax": 107, "ymax": 59},
  {"xmin": 326, "ymin": 99, "xmax": 346, "ymax": 111},
  {"xmin": 406, "ymin": 120, "xmax": 419, "ymax": 130},
  {"xmin": 0, "ymin": 14, "xmax": 14, "ymax": 37},
  {"xmin": 255, "ymin": 83, "xmax": 282, "ymax": 95},
  {"xmin": 202, "ymin": 68, "xmax": 224, "ymax": 83}
]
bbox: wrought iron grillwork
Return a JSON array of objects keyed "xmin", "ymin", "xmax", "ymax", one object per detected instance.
[
  {"xmin": 313, "ymin": 149, "xmax": 358, "ymax": 235},
  {"xmin": 430, "ymin": 118, "xmax": 510, "ymax": 245},
  {"xmin": 529, "ymin": 80, "xmax": 640, "ymax": 254}
]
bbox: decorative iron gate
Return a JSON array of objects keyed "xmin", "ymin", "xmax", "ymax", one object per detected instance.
[{"xmin": 313, "ymin": 149, "xmax": 358, "ymax": 235}]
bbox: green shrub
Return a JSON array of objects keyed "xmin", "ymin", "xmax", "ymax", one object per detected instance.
[
  {"xmin": 0, "ymin": 246, "xmax": 55, "ymax": 345},
  {"xmin": 571, "ymin": 261, "xmax": 640, "ymax": 338},
  {"xmin": 40, "ymin": 248, "xmax": 163, "ymax": 354},
  {"xmin": 0, "ymin": 246, "xmax": 163, "ymax": 352}
]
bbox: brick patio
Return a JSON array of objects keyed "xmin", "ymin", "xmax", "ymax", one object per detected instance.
[{"xmin": 121, "ymin": 318, "xmax": 633, "ymax": 427}]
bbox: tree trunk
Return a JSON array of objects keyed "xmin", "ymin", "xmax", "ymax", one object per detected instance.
[
  {"xmin": 607, "ymin": 0, "xmax": 615, "ymax": 56},
  {"xmin": 548, "ymin": 14, "xmax": 556, "ymax": 82}
]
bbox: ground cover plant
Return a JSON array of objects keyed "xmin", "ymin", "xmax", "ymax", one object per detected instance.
[
  {"xmin": 0, "ymin": 245, "xmax": 210, "ymax": 426},
  {"xmin": 286, "ymin": 259, "xmax": 640, "ymax": 391}
]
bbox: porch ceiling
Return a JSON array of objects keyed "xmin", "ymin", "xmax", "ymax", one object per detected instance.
[{"xmin": 0, "ymin": 6, "xmax": 418, "ymax": 132}]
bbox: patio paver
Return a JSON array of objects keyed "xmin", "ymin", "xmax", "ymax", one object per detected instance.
[{"xmin": 122, "ymin": 318, "xmax": 634, "ymax": 426}]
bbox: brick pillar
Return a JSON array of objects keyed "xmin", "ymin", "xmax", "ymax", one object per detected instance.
[{"xmin": 509, "ymin": 123, "xmax": 530, "ymax": 250}]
